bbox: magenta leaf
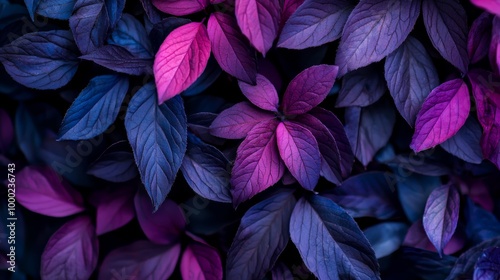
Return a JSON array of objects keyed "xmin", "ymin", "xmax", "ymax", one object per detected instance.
[
  {"xmin": 231, "ymin": 119, "xmax": 285, "ymax": 205},
  {"xmin": 473, "ymin": 247, "xmax": 500, "ymax": 280},
  {"xmin": 180, "ymin": 241, "xmax": 223, "ymax": 280},
  {"xmin": 411, "ymin": 79, "xmax": 470, "ymax": 153},
  {"xmin": 335, "ymin": 0, "xmax": 420, "ymax": 76},
  {"xmin": 470, "ymin": 0, "xmax": 500, "ymax": 16},
  {"xmin": 282, "ymin": 64, "xmax": 338, "ymax": 115},
  {"xmin": 235, "ymin": 0, "xmax": 281, "ymax": 55},
  {"xmin": 99, "ymin": 240, "xmax": 181, "ymax": 280},
  {"xmin": 440, "ymin": 117, "xmax": 484, "ymax": 164},
  {"xmin": 134, "ymin": 189, "xmax": 186, "ymax": 245},
  {"xmin": 0, "ymin": 109, "xmax": 13, "ymax": 154},
  {"xmin": 41, "ymin": 216, "xmax": 98, "ymax": 280},
  {"xmin": 238, "ymin": 74, "xmax": 279, "ymax": 112},
  {"xmin": 468, "ymin": 12, "xmax": 493, "ymax": 64},
  {"xmin": 423, "ymin": 184, "xmax": 460, "ymax": 256},
  {"xmin": 336, "ymin": 64, "xmax": 385, "ymax": 108},
  {"xmin": 385, "ymin": 36, "xmax": 439, "ymax": 125},
  {"xmin": 276, "ymin": 121, "xmax": 321, "ymax": 190},
  {"xmin": 91, "ymin": 185, "xmax": 135, "ymax": 235},
  {"xmin": 422, "ymin": 0, "xmax": 469, "ymax": 73},
  {"xmin": 488, "ymin": 17, "xmax": 499, "ymax": 74},
  {"xmin": 152, "ymin": 0, "xmax": 208, "ymax": 16},
  {"xmin": 207, "ymin": 12, "xmax": 257, "ymax": 84},
  {"xmin": 16, "ymin": 166, "xmax": 84, "ymax": 217}
]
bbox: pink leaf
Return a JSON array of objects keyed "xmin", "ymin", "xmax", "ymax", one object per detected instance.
[
  {"xmin": 470, "ymin": 0, "xmax": 500, "ymax": 16},
  {"xmin": 91, "ymin": 185, "xmax": 136, "ymax": 235},
  {"xmin": 154, "ymin": 22, "xmax": 211, "ymax": 104},
  {"xmin": 231, "ymin": 119, "xmax": 285, "ymax": 205},
  {"xmin": 41, "ymin": 216, "xmax": 98, "ymax": 280},
  {"xmin": 207, "ymin": 12, "xmax": 257, "ymax": 84},
  {"xmin": 282, "ymin": 65, "xmax": 338, "ymax": 115},
  {"xmin": 235, "ymin": 0, "xmax": 281, "ymax": 55},
  {"xmin": 238, "ymin": 74, "xmax": 279, "ymax": 112},
  {"xmin": 152, "ymin": 0, "xmax": 209, "ymax": 16},
  {"xmin": 209, "ymin": 102, "xmax": 275, "ymax": 139},
  {"xmin": 410, "ymin": 79, "xmax": 470, "ymax": 152},
  {"xmin": 15, "ymin": 166, "xmax": 84, "ymax": 217},
  {"xmin": 134, "ymin": 189, "xmax": 186, "ymax": 245},
  {"xmin": 276, "ymin": 121, "xmax": 321, "ymax": 190},
  {"xmin": 180, "ymin": 241, "xmax": 223, "ymax": 280}
]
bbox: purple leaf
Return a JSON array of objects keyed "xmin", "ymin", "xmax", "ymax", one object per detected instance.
[
  {"xmin": 422, "ymin": 0, "xmax": 469, "ymax": 73},
  {"xmin": 181, "ymin": 241, "xmax": 223, "ymax": 280},
  {"xmin": 235, "ymin": 0, "xmax": 281, "ymax": 55},
  {"xmin": 345, "ymin": 99, "xmax": 396, "ymax": 166},
  {"xmin": 107, "ymin": 13, "xmax": 153, "ymax": 59},
  {"xmin": 387, "ymin": 154, "xmax": 451, "ymax": 176},
  {"xmin": 470, "ymin": 0, "xmax": 500, "ymax": 16},
  {"xmin": 423, "ymin": 184, "xmax": 460, "ymax": 256},
  {"xmin": 0, "ymin": 30, "xmax": 79, "ymax": 90},
  {"xmin": 282, "ymin": 64, "xmax": 338, "ymax": 115},
  {"xmin": 280, "ymin": 0, "xmax": 304, "ymax": 28},
  {"xmin": 69, "ymin": 0, "xmax": 110, "ymax": 54},
  {"xmin": 290, "ymin": 195, "xmax": 380, "ymax": 279},
  {"xmin": 404, "ymin": 219, "xmax": 465, "ymax": 255},
  {"xmin": 336, "ymin": 64, "xmax": 386, "ymax": 108},
  {"xmin": 278, "ymin": 0, "xmax": 354, "ymax": 49},
  {"xmin": 227, "ymin": 190, "xmax": 296, "ymax": 280},
  {"xmin": 154, "ymin": 22, "xmax": 211, "ymax": 103},
  {"xmin": 152, "ymin": 0, "xmax": 208, "ymax": 16},
  {"xmin": 0, "ymin": 109, "xmax": 13, "ymax": 154},
  {"xmin": 468, "ymin": 12, "xmax": 493, "ymax": 64},
  {"xmin": 91, "ymin": 185, "xmax": 135, "ymax": 235},
  {"xmin": 16, "ymin": 166, "xmax": 84, "ymax": 217},
  {"xmin": 271, "ymin": 262, "xmax": 294, "ymax": 280},
  {"xmin": 125, "ymin": 83, "xmax": 187, "ymax": 209},
  {"xmin": 474, "ymin": 247, "xmax": 500, "ymax": 280},
  {"xmin": 440, "ymin": 117, "xmax": 484, "ymax": 164},
  {"xmin": 134, "ymin": 189, "xmax": 186, "ymax": 245},
  {"xmin": 207, "ymin": 12, "xmax": 257, "ymax": 84},
  {"xmin": 411, "ymin": 79, "xmax": 470, "ymax": 153},
  {"xmin": 87, "ymin": 150, "xmax": 138, "ymax": 183},
  {"xmin": 363, "ymin": 222, "xmax": 408, "ymax": 259},
  {"xmin": 209, "ymin": 102, "xmax": 275, "ymax": 139},
  {"xmin": 231, "ymin": 119, "xmax": 284, "ymax": 205},
  {"xmin": 385, "ymin": 36, "xmax": 439, "ymax": 125},
  {"xmin": 99, "ymin": 240, "xmax": 181, "ymax": 280},
  {"xmin": 489, "ymin": 17, "xmax": 500, "ymax": 73},
  {"xmin": 238, "ymin": 74, "xmax": 279, "ymax": 112},
  {"xmin": 276, "ymin": 121, "xmax": 321, "ymax": 190},
  {"xmin": 80, "ymin": 45, "xmax": 153, "ymax": 76},
  {"xmin": 41, "ymin": 216, "xmax": 98, "ymax": 280},
  {"xmin": 309, "ymin": 107, "xmax": 354, "ymax": 177},
  {"xmin": 335, "ymin": 0, "xmax": 420, "ymax": 76}
]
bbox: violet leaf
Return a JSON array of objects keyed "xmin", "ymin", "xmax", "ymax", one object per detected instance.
[
  {"xmin": 80, "ymin": 45, "xmax": 153, "ymax": 76},
  {"xmin": 152, "ymin": 0, "xmax": 208, "ymax": 16},
  {"xmin": 468, "ymin": 12, "xmax": 493, "ymax": 64},
  {"xmin": 69, "ymin": 0, "xmax": 110, "ymax": 54},
  {"xmin": 87, "ymin": 149, "xmax": 138, "ymax": 183},
  {"xmin": 238, "ymin": 74, "xmax": 279, "ymax": 112},
  {"xmin": 181, "ymin": 241, "xmax": 223, "ymax": 280},
  {"xmin": 473, "ymin": 247, "xmax": 500, "ymax": 280},
  {"xmin": 336, "ymin": 64, "xmax": 386, "ymax": 108}
]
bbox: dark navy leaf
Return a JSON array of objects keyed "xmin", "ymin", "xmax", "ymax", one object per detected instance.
[
  {"xmin": 105, "ymin": 0, "xmax": 125, "ymax": 28},
  {"xmin": 290, "ymin": 195, "xmax": 380, "ymax": 280},
  {"xmin": 363, "ymin": 222, "xmax": 408, "ymax": 259},
  {"xmin": 396, "ymin": 172, "xmax": 441, "ymax": 222},
  {"xmin": 465, "ymin": 198, "xmax": 500, "ymax": 245},
  {"xmin": 37, "ymin": 0, "xmax": 75, "ymax": 20},
  {"xmin": 440, "ymin": 117, "xmax": 484, "ymax": 164},
  {"xmin": 108, "ymin": 14, "xmax": 153, "ymax": 59},
  {"xmin": 183, "ymin": 56, "xmax": 222, "ymax": 97},
  {"xmin": 58, "ymin": 75, "xmax": 129, "ymax": 140},
  {"xmin": 140, "ymin": 0, "xmax": 161, "ymax": 25},
  {"xmin": 387, "ymin": 154, "xmax": 451, "ymax": 176},
  {"xmin": 336, "ymin": 64, "xmax": 386, "ymax": 108},
  {"xmin": 87, "ymin": 142, "xmax": 138, "ymax": 183},
  {"xmin": 400, "ymin": 247, "xmax": 456, "ymax": 279},
  {"xmin": 81, "ymin": 45, "xmax": 153, "ymax": 75},
  {"xmin": 180, "ymin": 134, "xmax": 232, "ymax": 203},
  {"xmin": 474, "ymin": 247, "xmax": 500, "ymax": 280},
  {"xmin": 226, "ymin": 190, "xmax": 296, "ymax": 280},
  {"xmin": 0, "ymin": 30, "xmax": 79, "ymax": 90},
  {"xmin": 69, "ymin": 0, "xmax": 110, "ymax": 54},
  {"xmin": 23, "ymin": 0, "xmax": 40, "ymax": 20},
  {"xmin": 125, "ymin": 82, "xmax": 187, "ymax": 210}
]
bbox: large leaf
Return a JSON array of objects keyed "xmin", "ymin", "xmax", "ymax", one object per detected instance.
[
  {"xmin": 181, "ymin": 241, "xmax": 223, "ymax": 280},
  {"xmin": 69, "ymin": 0, "xmax": 110, "ymax": 54},
  {"xmin": 474, "ymin": 247, "xmax": 500, "ymax": 280}
]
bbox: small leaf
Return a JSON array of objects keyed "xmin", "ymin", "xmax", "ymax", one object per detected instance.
[
  {"xmin": 238, "ymin": 74, "xmax": 279, "ymax": 112},
  {"xmin": 181, "ymin": 241, "xmax": 223, "ymax": 280},
  {"xmin": 336, "ymin": 64, "xmax": 385, "ymax": 108},
  {"xmin": 81, "ymin": 45, "xmax": 153, "ymax": 76},
  {"xmin": 107, "ymin": 13, "xmax": 153, "ymax": 58},
  {"xmin": 152, "ymin": 0, "xmax": 208, "ymax": 16},
  {"xmin": 69, "ymin": 0, "xmax": 110, "ymax": 54}
]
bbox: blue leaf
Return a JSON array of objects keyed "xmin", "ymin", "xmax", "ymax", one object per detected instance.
[
  {"xmin": 0, "ymin": 30, "xmax": 79, "ymax": 90},
  {"xmin": 69, "ymin": 0, "xmax": 110, "ymax": 54},
  {"xmin": 363, "ymin": 222, "xmax": 408, "ymax": 259},
  {"xmin": 36, "ymin": 0, "xmax": 75, "ymax": 20},
  {"xmin": 87, "ymin": 142, "xmax": 138, "ymax": 182},
  {"xmin": 125, "ymin": 82, "xmax": 187, "ymax": 209},
  {"xmin": 15, "ymin": 104, "xmax": 42, "ymax": 164},
  {"xmin": 23, "ymin": 0, "xmax": 40, "ymax": 20},
  {"xmin": 226, "ymin": 190, "xmax": 296, "ymax": 280},
  {"xmin": 105, "ymin": 0, "xmax": 125, "ymax": 28},
  {"xmin": 464, "ymin": 198, "xmax": 500, "ymax": 245},
  {"xmin": 107, "ymin": 13, "xmax": 153, "ymax": 59},
  {"xmin": 396, "ymin": 172, "xmax": 441, "ymax": 222},
  {"xmin": 440, "ymin": 117, "xmax": 484, "ymax": 164},
  {"xmin": 0, "ymin": 2, "xmax": 26, "ymax": 30},
  {"xmin": 80, "ymin": 45, "xmax": 153, "ymax": 75},
  {"xmin": 474, "ymin": 247, "xmax": 500, "ymax": 280},
  {"xmin": 58, "ymin": 75, "xmax": 129, "ymax": 140},
  {"xmin": 183, "ymin": 56, "xmax": 222, "ymax": 96},
  {"xmin": 180, "ymin": 134, "xmax": 232, "ymax": 203},
  {"xmin": 290, "ymin": 195, "xmax": 380, "ymax": 280}
]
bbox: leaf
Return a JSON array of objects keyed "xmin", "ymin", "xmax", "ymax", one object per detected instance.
[
  {"xmin": 149, "ymin": 17, "xmax": 191, "ymax": 53},
  {"xmin": 16, "ymin": 166, "xmax": 84, "ymax": 217},
  {"xmin": 387, "ymin": 154, "xmax": 451, "ymax": 176},
  {"xmin": 290, "ymin": 195, "xmax": 380, "ymax": 280},
  {"xmin": 0, "ymin": 30, "xmax": 79, "ymax": 90},
  {"xmin": 440, "ymin": 117, "xmax": 484, "ymax": 164},
  {"xmin": 69, "ymin": 0, "xmax": 110, "ymax": 54},
  {"xmin": 58, "ymin": 75, "xmax": 129, "ymax": 140},
  {"xmin": 91, "ymin": 185, "xmax": 135, "ymax": 235},
  {"xmin": 107, "ymin": 13, "xmax": 153, "ymax": 58},
  {"xmin": 411, "ymin": 79, "xmax": 470, "ymax": 153},
  {"xmin": 87, "ymin": 149, "xmax": 138, "ymax": 183},
  {"xmin": 207, "ymin": 12, "xmax": 257, "ymax": 84},
  {"xmin": 396, "ymin": 172, "xmax": 441, "ymax": 222},
  {"xmin": 385, "ymin": 36, "xmax": 439, "ymax": 125},
  {"xmin": 104, "ymin": 0, "xmax": 125, "ymax": 28},
  {"xmin": 422, "ymin": 0, "xmax": 469, "ymax": 73},
  {"xmin": 474, "ymin": 247, "xmax": 500, "ymax": 280},
  {"xmin": 41, "ymin": 216, "xmax": 98, "ymax": 280},
  {"xmin": 0, "ymin": 108, "xmax": 13, "ymax": 154},
  {"xmin": 276, "ymin": 121, "xmax": 321, "ymax": 190},
  {"xmin": 98, "ymin": 240, "xmax": 181, "ymax": 280},
  {"xmin": 281, "ymin": 0, "xmax": 304, "ymax": 27},
  {"xmin": 278, "ymin": 0, "xmax": 354, "ymax": 50},
  {"xmin": 24, "ymin": 0, "xmax": 40, "ymax": 20},
  {"xmin": 238, "ymin": 74, "xmax": 279, "ymax": 111},
  {"xmin": 471, "ymin": 0, "xmax": 500, "ymax": 17},
  {"xmin": 363, "ymin": 222, "xmax": 408, "ymax": 259},
  {"xmin": 180, "ymin": 241, "xmax": 223, "ymax": 280},
  {"xmin": 125, "ymin": 82, "xmax": 187, "ymax": 209},
  {"xmin": 134, "ymin": 189, "xmax": 186, "ymax": 245},
  {"xmin": 468, "ymin": 12, "xmax": 493, "ymax": 64},
  {"xmin": 335, "ymin": 0, "xmax": 421, "ymax": 76},
  {"xmin": 227, "ymin": 190, "xmax": 296, "ymax": 280},
  {"xmin": 36, "ymin": 0, "xmax": 75, "ymax": 20},
  {"xmin": 271, "ymin": 262, "xmax": 294, "ymax": 280},
  {"xmin": 282, "ymin": 64, "xmax": 338, "ymax": 115},
  {"xmin": 323, "ymin": 171, "xmax": 400, "ymax": 219},
  {"xmin": 464, "ymin": 198, "xmax": 500, "ymax": 245},
  {"xmin": 81, "ymin": 45, "xmax": 153, "ymax": 76},
  {"xmin": 423, "ymin": 184, "xmax": 460, "ymax": 256},
  {"xmin": 188, "ymin": 112, "xmax": 225, "ymax": 145},
  {"xmin": 235, "ymin": 0, "xmax": 281, "ymax": 55},
  {"xmin": 181, "ymin": 134, "xmax": 232, "ymax": 203},
  {"xmin": 345, "ymin": 98, "xmax": 396, "ymax": 166},
  {"xmin": 209, "ymin": 102, "xmax": 275, "ymax": 139},
  {"xmin": 154, "ymin": 22, "xmax": 211, "ymax": 103},
  {"xmin": 336, "ymin": 64, "xmax": 385, "ymax": 108},
  {"xmin": 231, "ymin": 119, "xmax": 285, "ymax": 205},
  {"xmin": 152, "ymin": 0, "xmax": 208, "ymax": 16},
  {"xmin": 183, "ymin": 56, "xmax": 222, "ymax": 96},
  {"xmin": 400, "ymin": 247, "xmax": 457, "ymax": 279}
]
